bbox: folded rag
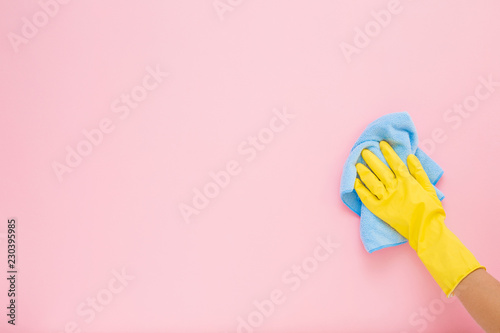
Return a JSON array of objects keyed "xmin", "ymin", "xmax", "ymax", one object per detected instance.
[{"xmin": 340, "ymin": 112, "xmax": 445, "ymax": 253}]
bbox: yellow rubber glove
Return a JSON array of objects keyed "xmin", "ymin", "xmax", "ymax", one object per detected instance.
[{"xmin": 354, "ymin": 141, "xmax": 484, "ymax": 296}]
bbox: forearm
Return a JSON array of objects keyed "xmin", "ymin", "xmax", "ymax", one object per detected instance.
[{"xmin": 454, "ymin": 269, "xmax": 500, "ymax": 333}]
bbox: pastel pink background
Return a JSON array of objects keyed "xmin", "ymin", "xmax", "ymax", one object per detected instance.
[{"xmin": 1, "ymin": 0, "xmax": 500, "ymax": 332}]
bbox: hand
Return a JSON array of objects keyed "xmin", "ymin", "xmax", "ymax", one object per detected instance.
[
  {"xmin": 354, "ymin": 141, "xmax": 445, "ymax": 249},
  {"xmin": 354, "ymin": 141, "xmax": 483, "ymax": 296}
]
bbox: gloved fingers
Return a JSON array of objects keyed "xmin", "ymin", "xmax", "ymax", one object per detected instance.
[
  {"xmin": 355, "ymin": 163, "xmax": 387, "ymax": 199},
  {"xmin": 361, "ymin": 148, "xmax": 396, "ymax": 186},
  {"xmin": 380, "ymin": 141, "xmax": 409, "ymax": 178},
  {"xmin": 407, "ymin": 154, "xmax": 438, "ymax": 198},
  {"xmin": 354, "ymin": 178, "xmax": 378, "ymax": 208}
]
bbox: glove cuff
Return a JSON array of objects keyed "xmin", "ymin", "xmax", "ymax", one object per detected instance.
[{"xmin": 417, "ymin": 220, "xmax": 484, "ymax": 297}]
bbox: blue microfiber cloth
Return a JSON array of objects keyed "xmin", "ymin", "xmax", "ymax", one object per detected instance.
[{"xmin": 340, "ymin": 112, "xmax": 444, "ymax": 253}]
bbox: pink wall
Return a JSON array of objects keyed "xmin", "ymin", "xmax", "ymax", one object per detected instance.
[{"xmin": 1, "ymin": 0, "xmax": 499, "ymax": 332}]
